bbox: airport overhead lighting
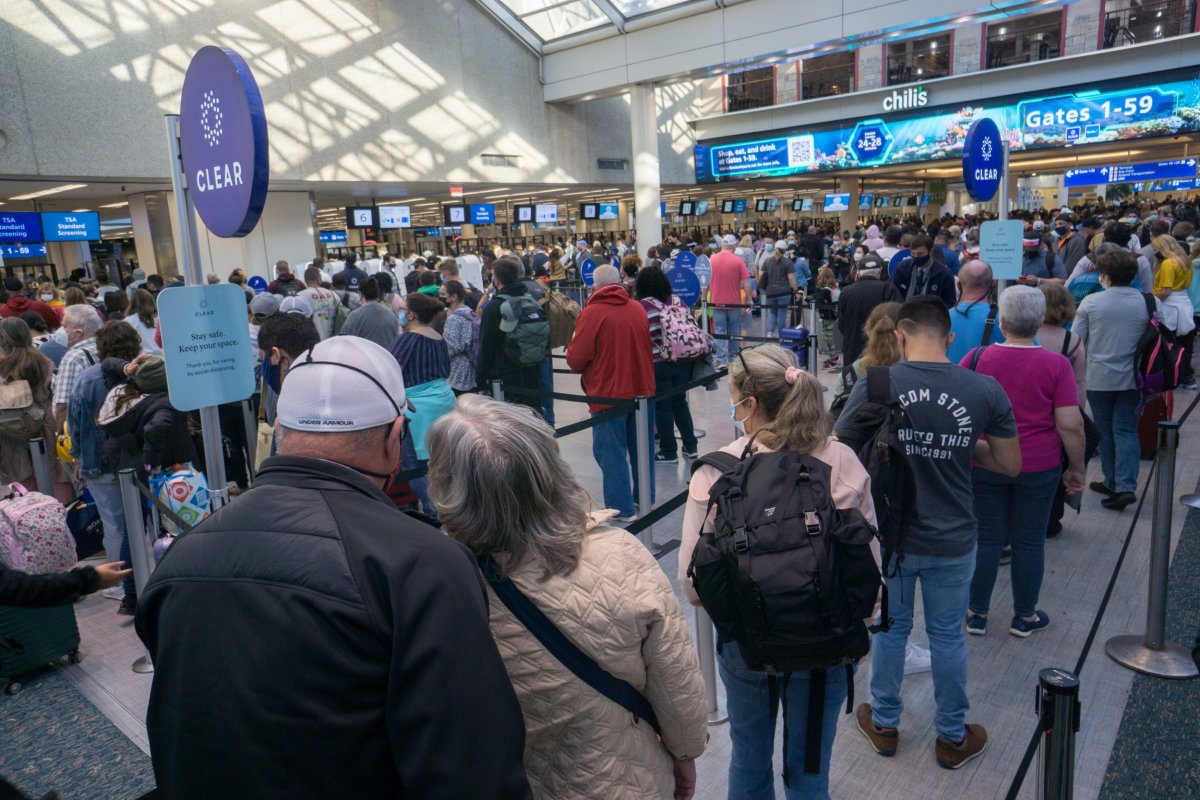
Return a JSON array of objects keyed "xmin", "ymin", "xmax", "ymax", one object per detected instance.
[{"xmin": 9, "ymin": 183, "xmax": 88, "ymax": 201}]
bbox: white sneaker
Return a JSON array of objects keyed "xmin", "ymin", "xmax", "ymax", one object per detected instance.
[
  {"xmin": 616, "ymin": 514, "xmax": 638, "ymax": 523},
  {"xmin": 102, "ymin": 586, "xmax": 124, "ymax": 601},
  {"xmin": 903, "ymin": 642, "xmax": 932, "ymax": 675}
]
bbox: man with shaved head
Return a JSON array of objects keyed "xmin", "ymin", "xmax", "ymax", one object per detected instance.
[
  {"xmin": 566, "ymin": 263, "xmax": 655, "ymax": 522},
  {"xmin": 948, "ymin": 259, "xmax": 1005, "ymax": 363}
]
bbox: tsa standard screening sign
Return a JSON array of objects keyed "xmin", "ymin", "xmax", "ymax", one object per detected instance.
[
  {"xmin": 158, "ymin": 284, "xmax": 256, "ymax": 411},
  {"xmin": 180, "ymin": 46, "xmax": 270, "ymax": 238}
]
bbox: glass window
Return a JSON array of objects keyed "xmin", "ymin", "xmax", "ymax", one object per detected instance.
[
  {"xmin": 516, "ymin": 0, "xmax": 608, "ymax": 39},
  {"xmin": 610, "ymin": 0, "xmax": 698, "ymax": 14},
  {"xmin": 800, "ymin": 52, "xmax": 855, "ymax": 101},
  {"xmin": 886, "ymin": 33, "xmax": 950, "ymax": 86},
  {"xmin": 1103, "ymin": 0, "xmax": 1197, "ymax": 48},
  {"xmin": 985, "ymin": 11, "xmax": 1062, "ymax": 69},
  {"xmin": 726, "ymin": 66, "xmax": 776, "ymax": 112}
]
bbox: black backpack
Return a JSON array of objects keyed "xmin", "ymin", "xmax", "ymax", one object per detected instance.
[
  {"xmin": 687, "ymin": 440, "xmax": 886, "ymax": 779},
  {"xmin": 687, "ymin": 440, "xmax": 883, "ymax": 674},
  {"xmin": 834, "ymin": 366, "xmax": 916, "ymax": 576}
]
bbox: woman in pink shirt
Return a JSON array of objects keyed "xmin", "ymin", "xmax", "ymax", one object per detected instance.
[
  {"xmin": 679, "ymin": 344, "xmax": 879, "ymax": 798},
  {"xmin": 960, "ymin": 286, "xmax": 1085, "ymax": 638}
]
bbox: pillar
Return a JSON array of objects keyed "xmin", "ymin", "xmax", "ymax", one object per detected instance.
[
  {"xmin": 630, "ymin": 82, "xmax": 662, "ymax": 258},
  {"xmin": 836, "ymin": 176, "xmax": 859, "ymax": 235},
  {"xmin": 129, "ymin": 191, "xmax": 179, "ymax": 277}
]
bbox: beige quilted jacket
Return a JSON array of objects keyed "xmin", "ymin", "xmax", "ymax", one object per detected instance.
[{"xmin": 488, "ymin": 525, "xmax": 709, "ymax": 799}]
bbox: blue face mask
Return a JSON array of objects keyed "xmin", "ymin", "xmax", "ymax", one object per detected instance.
[
  {"xmin": 261, "ymin": 357, "xmax": 282, "ymax": 394},
  {"xmin": 764, "ymin": 244, "xmax": 775, "ymax": 252},
  {"xmin": 398, "ymin": 309, "xmax": 409, "ymax": 328}
]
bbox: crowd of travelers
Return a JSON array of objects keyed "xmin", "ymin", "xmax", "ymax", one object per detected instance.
[{"xmin": 3, "ymin": 194, "xmax": 1199, "ymax": 800}]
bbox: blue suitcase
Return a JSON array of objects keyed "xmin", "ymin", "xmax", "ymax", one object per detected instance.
[{"xmin": 779, "ymin": 326, "xmax": 810, "ymax": 367}]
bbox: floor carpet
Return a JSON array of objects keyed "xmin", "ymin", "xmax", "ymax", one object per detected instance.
[
  {"xmin": 0, "ymin": 669, "xmax": 155, "ymax": 800},
  {"xmin": 1099, "ymin": 479, "xmax": 1200, "ymax": 799}
]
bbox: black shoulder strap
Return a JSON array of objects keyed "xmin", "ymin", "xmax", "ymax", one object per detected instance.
[
  {"xmin": 1143, "ymin": 292, "xmax": 1157, "ymax": 321},
  {"xmin": 1060, "ymin": 331, "xmax": 1072, "ymax": 357},
  {"xmin": 477, "ymin": 555, "xmax": 662, "ymax": 735},
  {"xmin": 967, "ymin": 345, "xmax": 988, "ymax": 372},
  {"xmin": 866, "ymin": 365, "xmax": 891, "ymax": 405},
  {"xmin": 980, "ymin": 304, "xmax": 999, "ymax": 348},
  {"xmin": 691, "ymin": 450, "xmax": 740, "ymax": 477}
]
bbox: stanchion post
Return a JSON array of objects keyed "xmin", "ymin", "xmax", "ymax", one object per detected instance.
[
  {"xmin": 26, "ymin": 438, "xmax": 54, "ymax": 495},
  {"xmin": 117, "ymin": 469, "xmax": 155, "ymax": 674},
  {"xmin": 806, "ymin": 300, "xmax": 820, "ymax": 373},
  {"xmin": 1105, "ymin": 420, "xmax": 1199, "ymax": 678},
  {"xmin": 695, "ymin": 606, "xmax": 728, "ymax": 725},
  {"xmin": 1036, "ymin": 668, "xmax": 1080, "ymax": 800},
  {"xmin": 241, "ymin": 399, "xmax": 258, "ymax": 482},
  {"xmin": 491, "ymin": 379, "xmax": 505, "ymax": 402},
  {"xmin": 634, "ymin": 396, "xmax": 655, "ymax": 552}
]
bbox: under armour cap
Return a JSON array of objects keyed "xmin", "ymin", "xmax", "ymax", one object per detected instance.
[
  {"xmin": 276, "ymin": 337, "xmax": 410, "ymax": 432},
  {"xmin": 722, "ymin": 234, "xmax": 738, "ymax": 246},
  {"xmin": 279, "ymin": 296, "xmax": 313, "ymax": 317}
]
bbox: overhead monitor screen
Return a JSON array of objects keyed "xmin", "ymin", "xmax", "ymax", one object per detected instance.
[
  {"xmin": 579, "ymin": 203, "xmax": 598, "ymax": 220},
  {"xmin": 722, "ymin": 199, "xmax": 736, "ymax": 214},
  {"xmin": 377, "ymin": 206, "xmax": 411, "ymax": 229},
  {"xmin": 874, "ymin": 196, "xmax": 888, "ymax": 207},
  {"xmin": 679, "ymin": 201, "xmax": 695, "ymax": 216},
  {"xmin": 535, "ymin": 203, "xmax": 558, "ymax": 223},
  {"xmin": 469, "ymin": 204, "xmax": 495, "ymax": 224},
  {"xmin": 791, "ymin": 199, "xmax": 804, "ymax": 212},
  {"xmin": 598, "ymin": 202, "xmax": 619, "ymax": 220},
  {"xmin": 801, "ymin": 198, "xmax": 813, "ymax": 212},
  {"xmin": 823, "ymin": 194, "xmax": 850, "ymax": 212},
  {"xmin": 319, "ymin": 230, "xmax": 348, "ymax": 243},
  {"xmin": 858, "ymin": 194, "xmax": 874, "ymax": 211},
  {"xmin": 42, "ymin": 211, "xmax": 100, "ymax": 241},
  {"xmin": 442, "ymin": 205, "xmax": 467, "ymax": 225},
  {"xmin": 695, "ymin": 67, "xmax": 1200, "ymax": 182},
  {"xmin": 513, "ymin": 204, "xmax": 534, "ymax": 223},
  {"xmin": 754, "ymin": 199, "xmax": 768, "ymax": 213},
  {"xmin": 694, "ymin": 200, "xmax": 709, "ymax": 216},
  {"xmin": 346, "ymin": 207, "xmax": 376, "ymax": 229}
]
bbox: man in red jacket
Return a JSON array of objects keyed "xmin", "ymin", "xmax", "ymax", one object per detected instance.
[
  {"xmin": 566, "ymin": 265, "xmax": 655, "ymax": 522},
  {"xmin": 0, "ymin": 277, "xmax": 60, "ymax": 330}
]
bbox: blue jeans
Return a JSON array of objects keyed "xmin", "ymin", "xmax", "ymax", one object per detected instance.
[
  {"xmin": 970, "ymin": 467, "xmax": 1061, "ymax": 618},
  {"xmin": 86, "ymin": 472, "xmax": 134, "ymax": 595},
  {"xmin": 653, "ymin": 360, "xmax": 698, "ymax": 458},
  {"xmin": 1087, "ymin": 389, "xmax": 1141, "ymax": 493},
  {"xmin": 764, "ymin": 294, "xmax": 791, "ymax": 335},
  {"xmin": 401, "ymin": 434, "xmax": 435, "ymax": 519},
  {"xmin": 539, "ymin": 356, "xmax": 555, "ymax": 425},
  {"xmin": 713, "ymin": 308, "xmax": 744, "ymax": 365},
  {"xmin": 719, "ymin": 641, "xmax": 849, "ymax": 800},
  {"xmin": 590, "ymin": 410, "xmax": 654, "ymax": 517},
  {"xmin": 870, "ymin": 549, "xmax": 975, "ymax": 742}
]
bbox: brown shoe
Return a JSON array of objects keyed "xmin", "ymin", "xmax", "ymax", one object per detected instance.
[
  {"xmin": 936, "ymin": 723, "xmax": 988, "ymax": 769},
  {"xmin": 856, "ymin": 703, "xmax": 898, "ymax": 756}
]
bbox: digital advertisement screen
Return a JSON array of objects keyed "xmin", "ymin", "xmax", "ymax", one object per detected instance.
[
  {"xmin": 346, "ymin": 207, "xmax": 375, "ymax": 229},
  {"xmin": 470, "ymin": 204, "xmax": 495, "ymax": 224},
  {"xmin": 580, "ymin": 203, "xmax": 599, "ymax": 220},
  {"xmin": 892, "ymin": 197, "xmax": 904, "ymax": 207},
  {"xmin": 858, "ymin": 193, "xmax": 874, "ymax": 211},
  {"xmin": 442, "ymin": 205, "xmax": 467, "ymax": 225},
  {"xmin": 722, "ymin": 199, "xmax": 736, "ymax": 214},
  {"xmin": 41, "ymin": 211, "xmax": 100, "ymax": 241},
  {"xmin": 694, "ymin": 68, "xmax": 1200, "ymax": 183},
  {"xmin": 535, "ymin": 203, "xmax": 557, "ymax": 223},
  {"xmin": 0, "ymin": 211, "xmax": 44, "ymax": 243},
  {"xmin": 513, "ymin": 204, "xmax": 534, "ymax": 223},
  {"xmin": 875, "ymin": 196, "xmax": 888, "ymax": 207},
  {"xmin": 919, "ymin": 193, "xmax": 932, "ymax": 207},
  {"xmin": 694, "ymin": 200, "xmax": 709, "ymax": 216},
  {"xmin": 801, "ymin": 198, "xmax": 813, "ymax": 212},
  {"xmin": 754, "ymin": 199, "xmax": 768, "ymax": 213},
  {"xmin": 765, "ymin": 198, "xmax": 779, "ymax": 212},
  {"xmin": 824, "ymin": 194, "xmax": 851, "ymax": 212},
  {"xmin": 679, "ymin": 201, "xmax": 695, "ymax": 216},
  {"xmin": 598, "ymin": 202, "xmax": 619, "ymax": 220},
  {"xmin": 791, "ymin": 199, "xmax": 805, "ymax": 212},
  {"xmin": 319, "ymin": 230, "xmax": 348, "ymax": 244},
  {"xmin": 377, "ymin": 206, "xmax": 411, "ymax": 229}
]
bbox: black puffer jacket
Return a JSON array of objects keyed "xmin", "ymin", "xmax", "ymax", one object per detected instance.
[
  {"xmin": 97, "ymin": 360, "xmax": 196, "ymax": 472},
  {"xmin": 135, "ymin": 456, "xmax": 531, "ymax": 800},
  {"xmin": 0, "ymin": 563, "xmax": 99, "ymax": 607}
]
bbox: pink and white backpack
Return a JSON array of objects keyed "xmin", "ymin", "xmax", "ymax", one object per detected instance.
[
  {"xmin": 0, "ymin": 483, "xmax": 77, "ymax": 575},
  {"xmin": 656, "ymin": 297, "xmax": 711, "ymax": 362}
]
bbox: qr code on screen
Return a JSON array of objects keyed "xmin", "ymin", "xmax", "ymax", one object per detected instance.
[{"xmin": 787, "ymin": 136, "xmax": 815, "ymax": 168}]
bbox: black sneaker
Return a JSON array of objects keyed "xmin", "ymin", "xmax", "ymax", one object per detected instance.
[
  {"xmin": 654, "ymin": 452, "xmax": 678, "ymax": 464},
  {"xmin": 683, "ymin": 450, "xmax": 699, "ymax": 459},
  {"xmin": 1101, "ymin": 491, "xmax": 1137, "ymax": 511},
  {"xmin": 117, "ymin": 595, "xmax": 137, "ymax": 616},
  {"xmin": 1089, "ymin": 481, "xmax": 1116, "ymax": 497}
]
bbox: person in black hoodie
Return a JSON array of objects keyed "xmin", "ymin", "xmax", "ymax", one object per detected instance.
[
  {"xmin": 97, "ymin": 356, "xmax": 196, "ymax": 478},
  {"xmin": 268, "ymin": 260, "xmax": 305, "ymax": 296}
]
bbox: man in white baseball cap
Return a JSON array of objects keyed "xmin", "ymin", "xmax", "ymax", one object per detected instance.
[{"xmin": 135, "ymin": 332, "xmax": 531, "ymax": 800}]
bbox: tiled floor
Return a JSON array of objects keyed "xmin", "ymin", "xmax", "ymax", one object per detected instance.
[{"xmin": 58, "ymin": 322, "xmax": 1198, "ymax": 799}]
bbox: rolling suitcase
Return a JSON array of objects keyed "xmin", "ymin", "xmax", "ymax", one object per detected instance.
[
  {"xmin": 1138, "ymin": 392, "xmax": 1173, "ymax": 460},
  {"xmin": 0, "ymin": 603, "xmax": 81, "ymax": 694},
  {"xmin": 779, "ymin": 326, "xmax": 810, "ymax": 368}
]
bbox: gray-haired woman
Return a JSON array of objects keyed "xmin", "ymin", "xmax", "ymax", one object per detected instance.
[
  {"xmin": 426, "ymin": 395, "xmax": 708, "ymax": 800},
  {"xmin": 960, "ymin": 285, "xmax": 1085, "ymax": 638}
]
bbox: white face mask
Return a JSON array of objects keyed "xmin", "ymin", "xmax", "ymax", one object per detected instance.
[
  {"xmin": 853, "ymin": 252, "xmax": 864, "ymax": 262},
  {"xmin": 41, "ymin": 294, "xmax": 54, "ymax": 302}
]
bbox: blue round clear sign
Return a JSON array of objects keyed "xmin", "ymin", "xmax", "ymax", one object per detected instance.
[
  {"xmin": 668, "ymin": 268, "xmax": 701, "ymax": 307},
  {"xmin": 962, "ymin": 117, "xmax": 1002, "ymax": 203},
  {"xmin": 246, "ymin": 275, "xmax": 268, "ymax": 295},
  {"xmin": 180, "ymin": 46, "xmax": 270, "ymax": 238},
  {"xmin": 580, "ymin": 258, "xmax": 597, "ymax": 286},
  {"xmin": 674, "ymin": 251, "xmax": 697, "ymax": 272}
]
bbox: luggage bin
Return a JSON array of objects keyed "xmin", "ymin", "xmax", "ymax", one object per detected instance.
[{"xmin": 779, "ymin": 326, "xmax": 809, "ymax": 368}]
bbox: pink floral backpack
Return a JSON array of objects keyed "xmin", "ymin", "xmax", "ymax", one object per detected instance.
[
  {"xmin": 656, "ymin": 296, "xmax": 710, "ymax": 362},
  {"xmin": 0, "ymin": 483, "xmax": 77, "ymax": 575}
]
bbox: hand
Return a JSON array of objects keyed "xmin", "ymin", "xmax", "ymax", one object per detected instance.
[
  {"xmin": 1064, "ymin": 467, "xmax": 1085, "ymax": 496},
  {"xmin": 672, "ymin": 758, "xmax": 697, "ymax": 800},
  {"xmin": 94, "ymin": 561, "xmax": 133, "ymax": 590},
  {"xmin": 123, "ymin": 354, "xmax": 151, "ymax": 376}
]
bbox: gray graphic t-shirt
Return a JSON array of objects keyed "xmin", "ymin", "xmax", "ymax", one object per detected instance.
[{"xmin": 835, "ymin": 361, "xmax": 1017, "ymax": 557}]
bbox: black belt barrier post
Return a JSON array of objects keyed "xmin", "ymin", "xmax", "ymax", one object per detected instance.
[
  {"xmin": 26, "ymin": 438, "xmax": 54, "ymax": 495},
  {"xmin": 491, "ymin": 379, "xmax": 505, "ymax": 402},
  {"xmin": 117, "ymin": 468, "xmax": 155, "ymax": 675},
  {"xmin": 241, "ymin": 399, "xmax": 258, "ymax": 483},
  {"xmin": 634, "ymin": 395, "xmax": 656, "ymax": 553},
  {"xmin": 806, "ymin": 300, "xmax": 819, "ymax": 374},
  {"xmin": 1036, "ymin": 668, "xmax": 1080, "ymax": 800},
  {"xmin": 1105, "ymin": 421, "xmax": 1200, "ymax": 679}
]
